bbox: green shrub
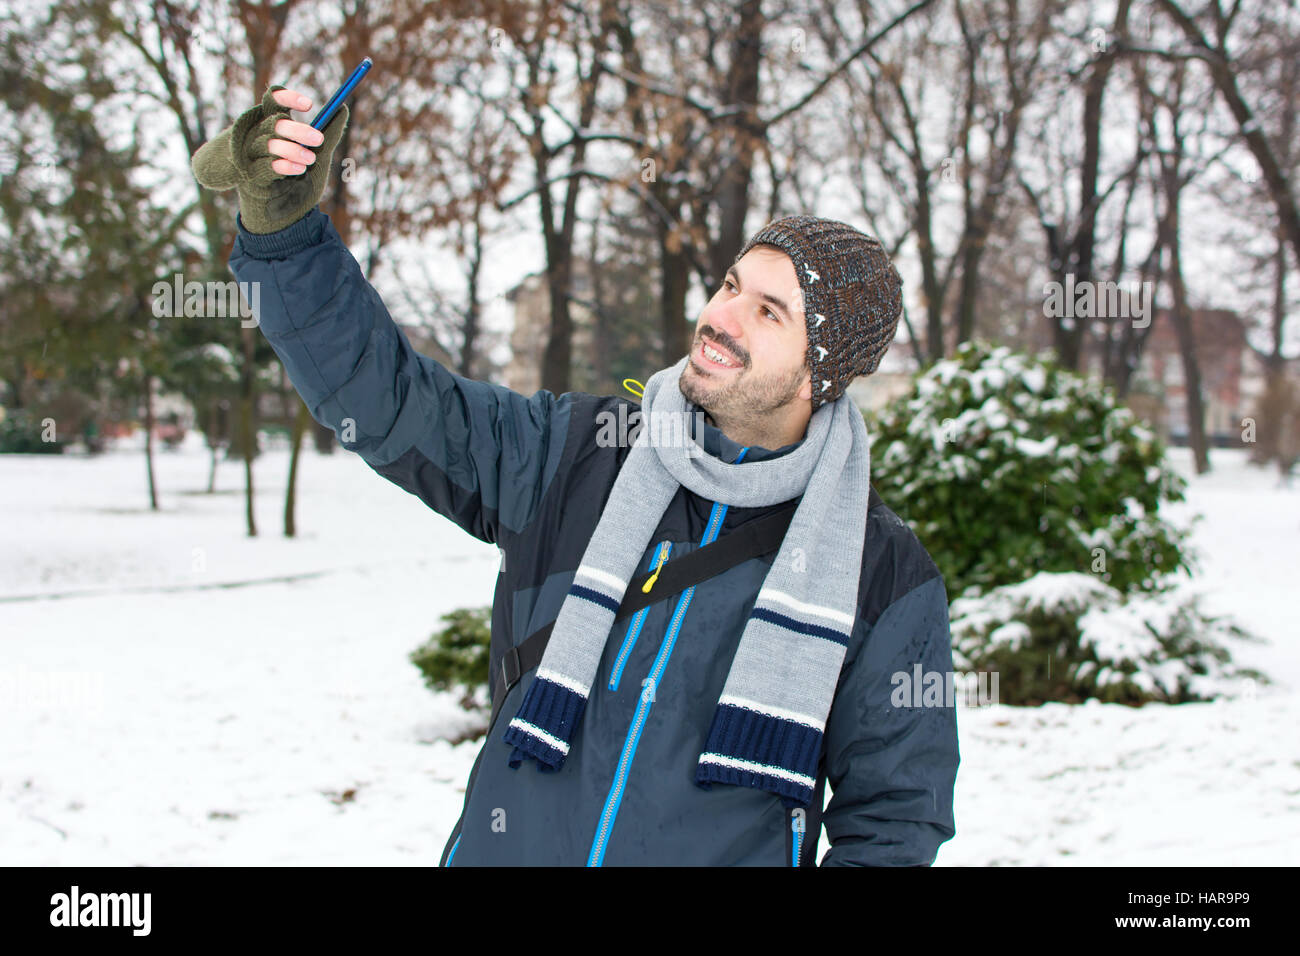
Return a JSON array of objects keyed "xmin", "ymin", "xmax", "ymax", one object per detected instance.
[
  {"xmin": 949, "ymin": 571, "xmax": 1268, "ymax": 705},
  {"xmin": 0, "ymin": 409, "xmax": 64, "ymax": 454},
  {"xmin": 866, "ymin": 338, "xmax": 1196, "ymax": 602},
  {"xmin": 409, "ymin": 605, "xmax": 492, "ymax": 712}
]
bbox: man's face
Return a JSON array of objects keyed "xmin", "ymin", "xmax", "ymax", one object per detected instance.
[{"xmin": 681, "ymin": 245, "xmax": 811, "ymax": 423}]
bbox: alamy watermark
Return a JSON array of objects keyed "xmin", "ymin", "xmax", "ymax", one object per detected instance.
[
  {"xmin": 1043, "ymin": 274, "xmax": 1154, "ymax": 329},
  {"xmin": 50, "ymin": 886, "xmax": 150, "ymax": 936},
  {"xmin": 151, "ymin": 274, "xmax": 260, "ymax": 327},
  {"xmin": 890, "ymin": 665, "xmax": 999, "ymax": 708},
  {"xmin": 595, "ymin": 405, "xmax": 706, "ymax": 457}
]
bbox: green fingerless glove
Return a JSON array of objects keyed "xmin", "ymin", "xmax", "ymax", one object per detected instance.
[{"xmin": 191, "ymin": 84, "xmax": 349, "ymax": 235}]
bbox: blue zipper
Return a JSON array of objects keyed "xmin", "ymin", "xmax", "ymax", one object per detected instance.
[
  {"xmin": 446, "ymin": 834, "xmax": 460, "ymax": 865},
  {"xmin": 609, "ymin": 541, "xmax": 673, "ymax": 692},
  {"xmin": 587, "ymin": 447, "xmax": 748, "ymax": 866},
  {"xmin": 791, "ymin": 811, "xmax": 802, "ymax": 866}
]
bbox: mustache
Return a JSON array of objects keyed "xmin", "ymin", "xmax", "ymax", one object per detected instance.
[{"xmin": 696, "ymin": 328, "xmax": 746, "ymax": 364}]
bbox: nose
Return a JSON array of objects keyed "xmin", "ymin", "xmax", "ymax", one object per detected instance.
[{"xmin": 707, "ymin": 298, "xmax": 747, "ymax": 354}]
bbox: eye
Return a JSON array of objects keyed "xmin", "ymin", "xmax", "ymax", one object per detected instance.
[
  {"xmin": 765, "ymin": 308, "xmax": 780, "ymax": 322},
  {"xmin": 722, "ymin": 279, "xmax": 737, "ymax": 292}
]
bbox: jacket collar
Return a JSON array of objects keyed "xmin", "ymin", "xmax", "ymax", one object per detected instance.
[{"xmin": 685, "ymin": 401, "xmax": 804, "ymax": 463}]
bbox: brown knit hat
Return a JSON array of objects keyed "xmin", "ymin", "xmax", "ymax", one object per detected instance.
[{"xmin": 733, "ymin": 216, "xmax": 903, "ymax": 410}]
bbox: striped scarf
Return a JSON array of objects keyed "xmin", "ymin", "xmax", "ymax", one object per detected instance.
[{"xmin": 502, "ymin": 354, "xmax": 871, "ymax": 808}]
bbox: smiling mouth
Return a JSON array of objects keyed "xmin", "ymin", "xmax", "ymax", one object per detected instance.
[{"xmin": 695, "ymin": 337, "xmax": 742, "ymax": 371}]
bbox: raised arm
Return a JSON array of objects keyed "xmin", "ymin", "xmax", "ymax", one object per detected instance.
[
  {"xmin": 228, "ymin": 207, "xmax": 575, "ymax": 544},
  {"xmin": 192, "ymin": 83, "xmax": 575, "ymax": 544}
]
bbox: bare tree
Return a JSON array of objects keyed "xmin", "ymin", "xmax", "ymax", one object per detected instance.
[
  {"xmin": 1015, "ymin": 0, "xmax": 1146, "ymax": 371},
  {"xmin": 1153, "ymin": 0, "xmax": 1300, "ymax": 268},
  {"xmin": 482, "ymin": 1, "xmax": 621, "ymax": 395},
  {"xmin": 1143, "ymin": 56, "xmax": 1226, "ymax": 473},
  {"xmin": 834, "ymin": 0, "xmax": 1058, "ymax": 363},
  {"xmin": 595, "ymin": 0, "xmax": 941, "ymax": 369}
]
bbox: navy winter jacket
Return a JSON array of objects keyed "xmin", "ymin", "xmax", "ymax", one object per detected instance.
[{"xmin": 229, "ymin": 206, "xmax": 961, "ymax": 866}]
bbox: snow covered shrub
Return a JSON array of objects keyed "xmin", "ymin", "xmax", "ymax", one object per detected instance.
[
  {"xmin": 948, "ymin": 571, "xmax": 1267, "ymax": 705},
  {"xmin": 866, "ymin": 338, "xmax": 1196, "ymax": 602},
  {"xmin": 409, "ymin": 606, "xmax": 492, "ymax": 712}
]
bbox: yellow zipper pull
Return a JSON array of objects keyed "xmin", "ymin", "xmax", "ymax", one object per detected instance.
[
  {"xmin": 623, "ymin": 378, "xmax": 645, "ymax": 399},
  {"xmin": 642, "ymin": 543, "xmax": 669, "ymax": 593}
]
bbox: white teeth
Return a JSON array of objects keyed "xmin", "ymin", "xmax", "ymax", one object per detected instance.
[{"xmin": 703, "ymin": 343, "xmax": 736, "ymax": 367}]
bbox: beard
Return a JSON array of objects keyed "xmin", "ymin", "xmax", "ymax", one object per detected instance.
[{"xmin": 679, "ymin": 350, "xmax": 807, "ymax": 427}]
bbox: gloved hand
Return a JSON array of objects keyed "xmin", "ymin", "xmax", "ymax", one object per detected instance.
[{"xmin": 191, "ymin": 84, "xmax": 349, "ymax": 235}]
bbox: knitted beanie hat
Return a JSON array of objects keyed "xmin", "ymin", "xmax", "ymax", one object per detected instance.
[{"xmin": 733, "ymin": 215, "xmax": 904, "ymax": 410}]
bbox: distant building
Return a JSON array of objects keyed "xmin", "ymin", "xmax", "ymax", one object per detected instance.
[
  {"xmin": 504, "ymin": 260, "xmax": 597, "ymax": 396},
  {"xmin": 1121, "ymin": 308, "xmax": 1261, "ymax": 447}
]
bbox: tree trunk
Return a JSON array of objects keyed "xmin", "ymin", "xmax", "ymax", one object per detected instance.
[
  {"xmin": 914, "ymin": 171, "xmax": 945, "ymax": 363},
  {"xmin": 239, "ymin": 325, "xmax": 258, "ymax": 537},
  {"xmin": 8, "ymin": 359, "xmax": 24, "ymax": 409},
  {"xmin": 707, "ymin": 0, "xmax": 765, "ymax": 280},
  {"xmin": 1164, "ymin": 191, "xmax": 1210, "ymax": 474},
  {"xmin": 207, "ymin": 441, "xmax": 219, "ymax": 494},
  {"xmin": 143, "ymin": 373, "xmax": 158, "ymax": 511},
  {"xmin": 541, "ymin": 248, "xmax": 575, "ymax": 394},
  {"xmin": 1251, "ymin": 232, "xmax": 1293, "ymax": 468},
  {"xmin": 461, "ymin": 216, "xmax": 483, "ymax": 378},
  {"xmin": 284, "ymin": 394, "xmax": 309, "ymax": 537},
  {"xmin": 206, "ymin": 400, "xmax": 220, "ymax": 494},
  {"xmin": 659, "ymin": 231, "xmax": 691, "ymax": 367}
]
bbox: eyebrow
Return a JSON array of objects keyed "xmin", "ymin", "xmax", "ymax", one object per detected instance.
[{"xmin": 725, "ymin": 266, "xmax": 790, "ymax": 322}]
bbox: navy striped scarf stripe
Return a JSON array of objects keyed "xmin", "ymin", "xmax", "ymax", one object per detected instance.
[
  {"xmin": 505, "ymin": 676, "xmax": 588, "ymax": 768},
  {"xmin": 569, "ymin": 583, "xmax": 622, "ymax": 614},
  {"xmin": 504, "ymin": 680, "xmax": 827, "ymax": 781},
  {"xmin": 696, "ymin": 763, "xmax": 815, "ymax": 809},
  {"xmin": 700, "ymin": 703, "xmax": 822, "ymax": 779},
  {"xmin": 750, "ymin": 607, "xmax": 852, "ymax": 647}
]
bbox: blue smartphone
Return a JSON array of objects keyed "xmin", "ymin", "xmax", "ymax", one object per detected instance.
[{"xmin": 310, "ymin": 57, "xmax": 372, "ymax": 130}]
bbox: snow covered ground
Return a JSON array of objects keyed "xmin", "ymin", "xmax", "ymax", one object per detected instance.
[{"xmin": 1, "ymin": 435, "xmax": 1297, "ymax": 865}]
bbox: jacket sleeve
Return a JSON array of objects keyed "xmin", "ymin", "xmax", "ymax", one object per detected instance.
[
  {"xmin": 819, "ymin": 572, "xmax": 961, "ymax": 866},
  {"xmin": 227, "ymin": 207, "xmax": 573, "ymax": 544}
]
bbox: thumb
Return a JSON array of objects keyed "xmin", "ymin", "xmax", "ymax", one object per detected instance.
[
  {"xmin": 191, "ymin": 126, "xmax": 238, "ymax": 191},
  {"xmin": 261, "ymin": 83, "xmax": 292, "ymax": 114}
]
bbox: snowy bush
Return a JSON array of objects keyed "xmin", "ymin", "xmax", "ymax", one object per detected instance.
[
  {"xmin": 409, "ymin": 606, "xmax": 492, "ymax": 714},
  {"xmin": 949, "ymin": 571, "xmax": 1267, "ymax": 705},
  {"xmin": 866, "ymin": 338, "xmax": 1197, "ymax": 601}
]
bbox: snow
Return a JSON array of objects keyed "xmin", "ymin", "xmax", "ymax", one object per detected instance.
[
  {"xmin": 967, "ymin": 352, "xmax": 1050, "ymax": 398},
  {"xmin": 1, "ymin": 439, "xmax": 491, "ymax": 864},
  {"xmin": 969, "ymin": 365, "xmax": 1008, "ymax": 398},
  {"xmin": 2, "ymin": 441, "xmax": 1298, "ymax": 865},
  {"xmin": 987, "ymin": 620, "xmax": 1033, "ymax": 652},
  {"xmin": 952, "ymin": 570, "xmax": 1113, "ymax": 615},
  {"xmin": 199, "ymin": 342, "xmax": 237, "ymax": 370},
  {"xmin": 1076, "ymin": 598, "xmax": 1166, "ymax": 664},
  {"xmin": 977, "ymin": 397, "xmax": 1012, "ymax": 432},
  {"xmin": 1013, "ymin": 435, "xmax": 1058, "ymax": 458}
]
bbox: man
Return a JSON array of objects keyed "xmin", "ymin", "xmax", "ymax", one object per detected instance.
[{"xmin": 193, "ymin": 85, "xmax": 960, "ymax": 866}]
